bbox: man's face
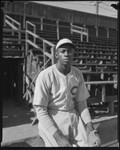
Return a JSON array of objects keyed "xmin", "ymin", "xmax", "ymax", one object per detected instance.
[{"xmin": 56, "ymin": 44, "xmax": 75, "ymax": 66}]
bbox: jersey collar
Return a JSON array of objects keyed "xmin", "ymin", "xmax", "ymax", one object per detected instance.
[{"xmin": 54, "ymin": 64, "xmax": 73, "ymax": 79}]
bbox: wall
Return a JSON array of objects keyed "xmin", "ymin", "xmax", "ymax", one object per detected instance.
[{"xmin": 4, "ymin": 1, "xmax": 117, "ymax": 29}]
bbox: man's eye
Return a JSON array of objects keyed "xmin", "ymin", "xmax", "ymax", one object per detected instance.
[{"xmin": 62, "ymin": 50, "xmax": 66, "ymax": 53}]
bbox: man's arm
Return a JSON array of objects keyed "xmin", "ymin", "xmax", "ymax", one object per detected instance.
[
  {"xmin": 53, "ymin": 130, "xmax": 72, "ymax": 147},
  {"xmin": 76, "ymin": 100, "xmax": 94, "ymax": 132},
  {"xmin": 35, "ymin": 106, "xmax": 58, "ymax": 135},
  {"xmin": 33, "ymin": 73, "xmax": 71, "ymax": 147},
  {"xmin": 35, "ymin": 105, "xmax": 72, "ymax": 147},
  {"xmin": 76, "ymin": 100, "xmax": 101, "ymax": 147}
]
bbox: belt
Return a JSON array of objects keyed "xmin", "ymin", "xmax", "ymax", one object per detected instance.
[{"xmin": 48, "ymin": 107, "xmax": 75, "ymax": 112}]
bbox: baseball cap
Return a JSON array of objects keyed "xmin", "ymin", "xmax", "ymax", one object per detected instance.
[{"xmin": 56, "ymin": 38, "xmax": 75, "ymax": 49}]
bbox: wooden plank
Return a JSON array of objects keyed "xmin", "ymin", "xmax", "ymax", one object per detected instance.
[
  {"xmin": 87, "ymin": 97, "xmax": 101, "ymax": 104},
  {"xmin": 72, "ymin": 62, "xmax": 117, "ymax": 67},
  {"xmin": 81, "ymin": 71, "xmax": 117, "ymax": 74},
  {"xmin": 3, "ymin": 28, "xmax": 25, "ymax": 33},
  {"xmin": 105, "ymin": 95, "xmax": 117, "ymax": 102},
  {"xmin": 85, "ymin": 81, "xmax": 117, "ymax": 85},
  {"xmin": 3, "ymin": 38, "xmax": 25, "ymax": 42}
]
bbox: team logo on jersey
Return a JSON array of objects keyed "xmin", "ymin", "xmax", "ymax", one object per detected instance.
[{"xmin": 71, "ymin": 86, "xmax": 78, "ymax": 95}]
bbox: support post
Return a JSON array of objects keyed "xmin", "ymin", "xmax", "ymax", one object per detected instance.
[
  {"xmin": 86, "ymin": 29, "xmax": 89, "ymax": 42},
  {"xmin": 70, "ymin": 23, "xmax": 73, "ymax": 34},
  {"xmin": 18, "ymin": 25, "xmax": 21, "ymax": 44},
  {"xmin": 43, "ymin": 42, "xmax": 47, "ymax": 69},
  {"xmin": 95, "ymin": 26, "xmax": 98, "ymax": 37},
  {"xmin": 34, "ymin": 25, "xmax": 36, "ymax": 44},
  {"xmin": 102, "ymin": 84, "xmax": 106, "ymax": 102},
  {"xmin": 87, "ymin": 74, "xmax": 91, "ymax": 91},
  {"xmin": 29, "ymin": 51, "xmax": 33, "ymax": 78},
  {"xmin": 108, "ymin": 101, "xmax": 114, "ymax": 115},
  {"xmin": 23, "ymin": 2, "xmax": 28, "ymax": 29},
  {"xmin": 56, "ymin": 20, "xmax": 59, "ymax": 40},
  {"xmin": 12, "ymin": 20, "xmax": 14, "ymax": 36},
  {"xmin": 51, "ymin": 46, "xmax": 56, "ymax": 65},
  {"xmin": 81, "ymin": 33, "xmax": 83, "ymax": 42},
  {"xmin": 41, "ymin": 18, "xmax": 43, "ymax": 31},
  {"xmin": 25, "ymin": 22, "xmax": 28, "ymax": 95},
  {"xmin": 106, "ymin": 28, "xmax": 109, "ymax": 38}
]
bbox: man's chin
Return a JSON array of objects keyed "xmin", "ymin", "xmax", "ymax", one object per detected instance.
[{"xmin": 63, "ymin": 61, "xmax": 71, "ymax": 66}]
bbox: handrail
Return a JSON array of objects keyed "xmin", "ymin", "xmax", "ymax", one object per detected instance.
[
  {"xmin": 43, "ymin": 39, "xmax": 55, "ymax": 47},
  {"xmin": 25, "ymin": 20, "xmax": 55, "ymax": 71},
  {"xmin": 5, "ymin": 20, "xmax": 18, "ymax": 30},
  {"xmin": 71, "ymin": 24, "xmax": 88, "ymax": 42},
  {"xmin": 26, "ymin": 21, "xmax": 36, "ymax": 27},
  {"xmin": 26, "ymin": 30, "xmax": 39, "ymax": 38},
  {"xmin": 26, "ymin": 30, "xmax": 44, "ymax": 41},
  {"xmin": 5, "ymin": 15, "xmax": 20, "ymax": 25},
  {"xmin": 26, "ymin": 21, "xmax": 36, "ymax": 44},
  {"xmin": 26, "ymin": 39, "xmax": 43, "ymax": 52},
  {"xmin": 25, "ymin": 24, "xmax": 54, "ymax": 59},
  {"xmin": 24, "ymin": 20, "xmax": 56, "ymax": 102},
  {"xmin": 5, "ymin": 15, "xmax": 21, "ymax": 43},
  {"xmin": 72, "ymin": 24, "xmax": 88, "ymax": 33}
]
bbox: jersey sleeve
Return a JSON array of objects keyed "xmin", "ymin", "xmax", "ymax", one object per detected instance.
[
  {"xmin": 33, "ymin": 72, "xmax": 58, "ymax": 135},
  {"xmin": 75, "ymin": 73, "xmax": 90, "ymax": 103},
  {"xmin": 33, "ymin": 72, "xmax": 50, "ymax": 107}
]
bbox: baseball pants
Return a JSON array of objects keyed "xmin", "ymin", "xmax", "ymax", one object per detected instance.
[{"xmin": 38, "ymin": 108, "xmax": 88, "ymax": 147}]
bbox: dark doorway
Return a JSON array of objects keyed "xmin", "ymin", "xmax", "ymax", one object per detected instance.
[{"xmin": 2, "ymin": 58, "xmax": 23, "ymax": 102}]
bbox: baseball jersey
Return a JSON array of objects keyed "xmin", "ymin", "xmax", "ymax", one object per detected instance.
[
  {"xmin": 33, "ymin": 64, "xmax": 90, "ymax": 135},
  {"xmin": 33, "ymin": 64, "xmax": 90, "ymax": 110}
]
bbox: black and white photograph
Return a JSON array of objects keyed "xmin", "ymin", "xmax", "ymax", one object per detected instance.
[{"xmin": 1, "ymin": 1, "xmax": 119, "ymax": 147}]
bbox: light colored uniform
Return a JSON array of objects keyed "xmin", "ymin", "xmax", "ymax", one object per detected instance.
[{"xmin": 33, "ymin": 64, "xmax": 90, "ymax": 146}]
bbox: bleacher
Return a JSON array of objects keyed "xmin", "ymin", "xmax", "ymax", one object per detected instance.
[
  {"xmin": 3, "ymin": 13, "xmax": 118, "ymax": 116},
  {"xmin": 3, "ymin": 15, "xmax": 25, "ymax": 58}
]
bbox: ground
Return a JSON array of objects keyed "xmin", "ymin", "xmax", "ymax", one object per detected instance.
[{"xmin": 1, "ymin": 99, "xmax": 119, "ymax": 147}]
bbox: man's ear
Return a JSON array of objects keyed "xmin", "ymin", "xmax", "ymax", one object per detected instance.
[{"xmin": 55, "ymin": 51, "xmax": 58, "ymax": 58}]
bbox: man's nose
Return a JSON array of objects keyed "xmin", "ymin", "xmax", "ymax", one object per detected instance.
[{"xmin": 64, "ymin": 51, "xmax": 69, "ymax": 56}]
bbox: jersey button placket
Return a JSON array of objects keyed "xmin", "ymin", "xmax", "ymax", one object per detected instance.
[
  {"xmin": 66, "ymin": 75, "xmax": 69, "ymax": 110},
  {"xmin": 66, "ymin": 76, "xmax": 72, "ymax": 129}
]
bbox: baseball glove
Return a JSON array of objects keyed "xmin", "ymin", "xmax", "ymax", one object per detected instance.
[{"xmin": 87, "ymin": 130, "xmax": 101, "ymax": 147}]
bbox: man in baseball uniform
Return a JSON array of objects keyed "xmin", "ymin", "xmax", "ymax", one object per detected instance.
[{"xmin": 33, "ymin": 38, "xmax": 101, "ymax": 147}]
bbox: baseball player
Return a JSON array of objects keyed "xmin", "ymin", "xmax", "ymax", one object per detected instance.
[{"xmin": 33, "ymin": 38, "xmax": 101, "ymax": 147}]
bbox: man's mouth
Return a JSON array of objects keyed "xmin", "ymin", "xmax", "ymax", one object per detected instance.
[
  {"xmin": 64, "ymin": 59, "xmax": 70, "ymax": 62},
  {"xmin": 64, "ymin": 58, "xmax": 70, "ymax": 61}
]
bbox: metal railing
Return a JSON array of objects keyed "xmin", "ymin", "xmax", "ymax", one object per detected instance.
[
  {"xmin": 71, "ymin": 24, "xmax": 88, "ymax": 42},
  {"xmin": 24, "ymin": 21, "xmax": 55, "ymax": 101},
  {"xmin": 5, "ymin": 15, "xmax": 21, "ymax": 42},
  {"xmin": 85, "ymin": 80, "xmax": 117, "ymax": 103},
  {"xmin": 25, "ymin": 21, "xmax": 55, "ymax": 67}
]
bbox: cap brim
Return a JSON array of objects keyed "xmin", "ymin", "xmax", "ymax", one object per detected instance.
[{"xmin": 56, "ymin": 42, "xmax": 76, "ymax": 49}]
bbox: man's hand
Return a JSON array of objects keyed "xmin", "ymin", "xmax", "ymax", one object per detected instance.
[
  {"xmin": 87, "ymin": 130, "xmax": 101, "ymax": 147},
  {"xmin": 53, "ymin": 131, "xmax": 72, "ymax": 147},
  {"xmin": 86, "ymin": 122, "xmax": 101, "ymax": 147}
]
